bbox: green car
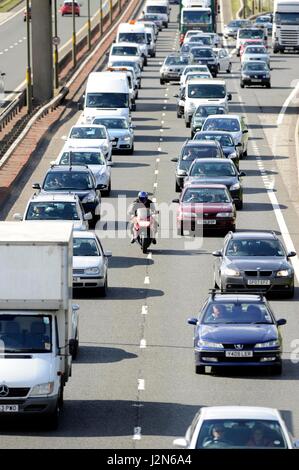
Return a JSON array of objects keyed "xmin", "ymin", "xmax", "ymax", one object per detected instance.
[{"xmin": 191, "ymin": 105, "xmax": 226, "ymax": 138}]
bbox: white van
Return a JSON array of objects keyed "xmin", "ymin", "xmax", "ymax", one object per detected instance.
[
  {"xmin": 106, "ymin": 67, "xmax": 138, "ymax": 108},
  {"xmin": 184, "ymin": 78, "xmax": 232, "ymax": 127},
  {"xmin": 108, "ymin": 42, "xmax": 144, "ymax": 69},
  {"xmin": 80, "ymin": 72, "xmax": 131, "ymax": 124},
  {"xmin": 145, "ymin": 27, "xmax": 156, "ymax": 57},
  {"xmin": 144, "ymin": 0, "xmax": 169, "ymax": 27},
  {"xmin": 116, "ymin": 23, "xmax": 149, "ymax": 65}
]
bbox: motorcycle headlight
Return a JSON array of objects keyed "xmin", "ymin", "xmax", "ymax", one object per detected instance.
[
  {"xmin": 216, "ymin": 212, "xmax": 233, "ymax": 218},
  {"xmin": 230, "ymin": 182, "xmax": 240, "ymax": 190},
  {"xmin": 198, "ymin": 339, "xmax": 224, "ymax": 349},
  {"xmin": 30, "ymin": 382, "xmax": 54, "ymax": 396},
  {"xmin": 82, "ymin": 192, "xmax": 95, "ymax": 203},
  {"xmin": 222, "ymin": 267, "xmax": 240, "ymax": 276},
  {"xmin": 276, "ymin": 269, "xmax": 291, "ymax": 277},
  {"xmin": 255, "ymin": 340, "xmax": 280, "ymax": 348},
  {"xmin": 84, "ymin": 267, "xmax": 100, "ymax": 275}
]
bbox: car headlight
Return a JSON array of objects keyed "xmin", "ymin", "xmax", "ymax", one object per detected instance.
[
  {"xmin": 255, "ymin": 339, "xmax": 280, "ymax": 348},
  {"xmin": 30, "ymin": 382, "xmax": 54, "ymax": 396},
  {"xmin": 230, "ymin": 182, "xmax": 240, "ymax": 190},
  {"xmin": 122, "ymin": 135, "xmax": 131, "ymax": 142},
  {"xmin": 177, "ymin": 169, "xmax": 187, "ymax": 176},
  {"xmin": 276, "ymin": 269, "xmax": 291, "ymax": 277},
  {"xmin": 216, "ymin": 212, "xmax": 233, "ymax": 218},
  {"xmin": 222, "ymin": 267, "xmax": 240, "ymax": 276},
  {"xmin": 243, "ymin": 75, "xmax": 251, "ymax": 79},
  {"xmin": 198, "ymin": 339, "xmax": 224, "ymax": 349},
  {"xmin": 82, "ymin": 192, "xmax": 95, "ymax": 203},
  {"xmin": 179, "ymin": 211, "xmax": 194, "ymax": 217},
  {"xmin": 84, "ymin": 267, "xmax": 100, "ymax": 275}
]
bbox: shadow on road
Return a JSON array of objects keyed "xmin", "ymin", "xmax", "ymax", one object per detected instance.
[{"xmin": 75, "ymin": 345, "xmax": 138, "ymax": 364}]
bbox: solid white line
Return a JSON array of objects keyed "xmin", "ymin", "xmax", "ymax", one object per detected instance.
[
  {"xmin": 155, "ymin": 170, "xmax": 159, "ymax": 175},
  {"xmin": 140, "ymin": 339, "xmax": 147, "ymax": 348},
  {"xmin": 0, "ymin": 6, "xmax": 24, "ymax": 27},
  {"xmin": 133, "ymin": 427, "xmax": 142, "ymax": 440},
  {"xmin": 141, "ymin": 305, "xmax": 148, "ymax": 315},
  {"xmin": 277, "ymin": 81, "xmax": 299, "ymax": 126},
  {"xmin": 138, "ymin": 379, "xmax": 145, "ymax": 390},
  {"xmin": 144, "ymin": 276, "xmax": 150, "ymax": 284}
]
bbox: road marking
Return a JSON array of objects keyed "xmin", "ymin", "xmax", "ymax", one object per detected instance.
[
  {"xmin": 162, "ymin": 113, "xmax": 165, "ymax": 116},
  {"xmin": 141, "ymin": 305, "xmax": 148, "ymax": 315},
  {"xmin": 160, "ymin": 129, "xmax": 164, "ymax": 132},
  {"xmin": 138, "ymin": 379, "xmax": 145, "ymax": 390},
  {"xmin": 133, "ymin": 427, "xmax": 142, "ymax": 440},
  {"xmin": 0, "ymin": 6, "xmax": 24, "ymax": 27},
  {"xmin": 164, "ymin": 100, "xmax": 167, "ymax": 103},
  {"xmin": 144, "ymin": 276, "xmax": 150, "ymax": 284},
  {"xmin": 9, "ymin": 45, "xmax": 13, "ymax": 48},
  {"xmin": 153, "ymin": 182, "xmax": 158, "ymax": 188},
  {"xmin": 161, "ymin": 120, "xmax": 164, "ymax": 124},
  {"xmin": 159, "ymin": 137, "xmax": 163, "ymax": 141},
  {"xmin": 156, "ymin": 158, "xmax": 160, "ymax": 162},
  {"xmin": 155, "ymin": 170, "xmax": 159, "ymax": 175},
  {"xmin": 0, "ymin": 52, "xmax": 3, "ymax": 55},
  {"xmin": 4, "ymin": 48, "xmax": 8, "ymax": 52},
  {"xmin": 158, "ymin": 147, "xmax": 162, "ymax": 152},
  {"xmin": 140, "ymin": 339, "xmax": 147, "ymax": 348},
  {"xmin": 18, "ymin": 39, "xmax": 22, "ymax": 43},
  {"xmin": 147, "ymin": 252, "xmax": 152, "ymax": 259},
  {"xmin": 163, "ymin": 106, "xmax": 166, "ymax": 110},
  {"xmin": 277, "ymin": 81, "xmax": 299, "ymax": 126},
  {"xmin": 14, "ymin": 42, "xmax": 18, "ymax": 46}
]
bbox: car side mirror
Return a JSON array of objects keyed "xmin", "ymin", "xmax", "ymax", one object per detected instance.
[
  {"xmin": 277, "ymin": 319, "xmax": 287, "ymax": 326},
  {"xmin": 228, "ymin": 93, "xmax": 232, "ymax": 101},
  {"xmin": 243, "ymin": 129, "xmax": 248, "ymax": 134},
  {"xmin": 293, "ymin": 439, "xmax": 299, "ymax": 448},
  {"xmin": 187, "ymin": 317, "xmax": 197, "ymax": 326},
  {"xmin": 72, "ymin": 304, "xmax": 80, "ymax": 311},
  {"xmin": 173, "ymin": 94, "xmax": 179, "ymax": 98},
  {"xmin": 84, "ymin": 212, "xmax": 93, "ymax": 221},
  {"xmin": 107, "ymin": 161, "xmax": 114, "ymax": 166},
  {"xmin": 32, "ymin": 183, "xmax": 41, "ymax": 190},
  {"xmin": 212, "ymin": 250, "xmax": 222, "ymax": 257},
  {"xmin": 171, "ymin": 157, "xmax": 178, "ymax": 162},
  {"xmin": 172, "ymin": 198, "xmax": 180, "ymax": 203},
  {"xmin": 236, "ymin": 142, "xmax": 242, "ymax": 147},
  {"xmin": 239, "ymin": 171, "xmax": 246, "ymax": 177},
  {"xmin": 173, "ymin": 438, "xmax": 188, "ymax": 448},
  {"xmin": 13, "ymin": 213, "xmax": 23, "ymax": 221},
  {"xmin": 97, "ymin": 184, "xmax": 106, "ymax": 190},
  {"xmin": 287, "ymin": 251, "xmax": 296, "ymax": 258},
  {"xmin": 105, "ymin": 250, "xmax": 112, "ymax": 257}
]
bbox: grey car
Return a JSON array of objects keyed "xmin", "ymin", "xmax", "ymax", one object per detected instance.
[
  {"xmin": 160, "ymin": 54, "xmax": 190, "ymax": 85},
  {"xmin": 193, "ymin": 130, "xmax": 241, "ymax": 169},
  {"xmin": 92, "ymin": 116, "xmax": 134, "ymax": 154},
  {"xmin": 213, "ymin": 231, "xmax": 296, "ymax": 298},
  {"xmin": 240, "ymin": 60, "xmax": 271, "ymax": 88},
  {"xmin": 224, "ymin": 19, "xmax": 252, "ymax": 39},
  {"xmin": 73, "ymin": 230, "xmax": 112, "ymax": 297}
]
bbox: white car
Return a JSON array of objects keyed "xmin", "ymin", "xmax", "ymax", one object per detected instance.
[
  {"xmin": 66, "ymin": 124, "xmax": 112, "ymax": 161},
  {"xmin": 180, "ymin": 65, "xmax": 210, "ymax": 88},
  {"xmin": 241, "ymin": 45, "xmax": 270, "ymax": 67},
  {"xmin": 13, "ymin": 193, "xmax": 91, "ymax": 231},
  {"xmin": 182, "ymin": 29, "xmax": 203, "ymax": 44},
  {"xmin": 213, "ymin": 48, "xmax": 232, "ymax": 73},
  {"xmin": 173, "ymin": 406, "xmax": 298, "ymax": 449},
  {"xmin": 108, "ymin": 42, "xmax": 144, "ymax": 70},
  {"xmin": 54, "ymin": 145, "xmax": 112, "ymax": 196},
  {"xmin": 73, "ymin": 230, "xmax": 112, "ymax": 297}
]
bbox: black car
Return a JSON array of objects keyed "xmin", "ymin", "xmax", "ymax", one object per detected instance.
[
  {"xmin": 184, "ymin": 158, "xmax": 245, "ymax": 208},
  {"xmin": 189, "ymin": 47, "xmax": 218, "ymax": 77},
  {"xmin": 33, "ymin": 165, "xmax": 101, "ymax": 226},
  {"xmin": 171, "ymin": 141, "xmax": 225, "ymax": 192},
  {"xmin": 194, "ymin": 130, "xmax": 241, "ymax": 169},
  {"xmin": 213, "ymin": 231, "xmax": 296, "ymax": 297},
  {"xmin": 188, "ymin": 292, "xmax": 286, "ymax": 375},
  {"xmin": 241, "ymin": 60, "xmax": 271, "ymax": 88},
  {"xmin": 190, "ymin": 105, "xmax": 226, "ymax": 138}
]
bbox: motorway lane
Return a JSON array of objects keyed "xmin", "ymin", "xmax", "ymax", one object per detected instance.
[
  {"xmin": 1, "ymin": 4, "xmax": 299, "ymax": 448},
  {"xmin": 0, "ymin": 0, "xmax": 103, "ymax": 100}
]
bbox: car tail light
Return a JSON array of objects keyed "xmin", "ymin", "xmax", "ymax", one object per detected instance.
[{"xmin": 180, "ymin": 34, "xmax": 185, "ymax": 45}]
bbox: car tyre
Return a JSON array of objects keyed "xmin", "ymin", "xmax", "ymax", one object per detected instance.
[
  {"xmin": 185, "ymin": 119, "xmax": 190, "ymax": 128},
  {"xmin": 99, "ymin": 276, "xmax": 108, "ymax": 297},
  {"xmin": 45, "ymin": 399, "xmax": 60, "ymax": 430},
  {"xmin": 128, "ymin": 144, "xmax": 134, "ymax": 155},
  {"xmin": 272, "ymin": 363, "xmax": 282, "ymax": 375},
  {"xmin": 266, "ymin": 83, "xmax": 271, "ymax": 88},
  {"xmin": 285, "ymin": 285, "xmax": 295, "ymax": 298},
  {"xmin": 236, "ymin": 200, "xmax": 243, "ymax": 210},
  {"xmin": 175, "ymin": 181, "xmax": 181, "ymax": 193},
  {"xmin": 227, "ymin": 63, "xmax": 232, "ymax": 73},
  {"xmin": 160, "ymin": 79, "xmax": 165, "ymax": 85},
  {"xmin": 103, "ymin": 182, "xmax": 111, "ymax": 197},
  {"xmin": 240, "ymin": 82, "xmax": 245, "ymax": 88},
  {"xmin": 177, "ymin": 222, "xmax": 184, "ymax": 236},
  {"xmin": 177, "ymin": 111, "xmax": 182, "ymax": 118},
  {"xmin": 195, "ymin": 365, "xmax": 205, "ymax": 374}
]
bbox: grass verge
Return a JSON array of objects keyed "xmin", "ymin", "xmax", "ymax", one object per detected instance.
[{"xmin": 0, "ymin": 0, "xmax": 23, "ymax": 13}]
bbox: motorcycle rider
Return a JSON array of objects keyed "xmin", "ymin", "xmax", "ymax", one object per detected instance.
[{"xmin": 128, "ymin": 191, "xmax": 158, "ymax": 244}]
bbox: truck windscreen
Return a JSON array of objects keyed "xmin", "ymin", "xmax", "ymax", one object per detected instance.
[
  {"xmin": 0, "ymin": 315, "xmax": 52, "ymax": 353},
  {"xmin": 182, "ymin": 10, "xmax": 211, "ymax": 24},
  {"xmin": 275, "ymin": 12, "xmax": 299, "ymax": 24}
]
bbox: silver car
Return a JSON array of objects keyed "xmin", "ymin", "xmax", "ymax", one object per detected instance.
[
  {"xmin": 92, "ymin": 116, "xmax": 134, "ymax": 155},
  {"xmin": 160, "ymin": 54, "xmax": 190, "ymax": 85},
  {"xmin": 223, "ymin": 19, "xmax": 252, "ymax": 39},
  {"xmin": 73, "ymin": 230, "xmax": 112, "ymax": 296},
  {"xmin": 54, "ymin": 145, "xmax": 112, "ymax": 196}
]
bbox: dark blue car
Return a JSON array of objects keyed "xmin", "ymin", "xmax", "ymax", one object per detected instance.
[{"xmin": 188, "ymin": 293, "xmax": 286, "ymax": 375}]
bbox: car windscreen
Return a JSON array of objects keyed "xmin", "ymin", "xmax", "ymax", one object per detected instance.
[
  {"xmin": 202, "ymin": 302, "xmax": 273, "ymax": 325},
  {"xmin": 191, "ymin": 48, "xmax": 214, "ymax": 57},
  {"xmin": 93, "ymin": 118, "xmax": 128, "ymax": 129},
  {"xmin": 43, "ymin": 172, "xmax": 94, "ymax": 191},
  {"xmin": 60, "ymin": 151, "xmax": 106, "ymax": 166},
  {"xmin": 186, "ymin": 73, "xmax": 210, "ymax": 81},
  {"xmin": 202, "ymin": 118, "xmax": 240, "ymax": 132},
  {"xmin": 190, "ymin": 36, "xmax": 211, "ymax": 45},
  {"xmin": 190, "ymin": 161, "xmax": 236, "ymax": 177},
  {"xmin": 194, "ymin": 106, "xmax": 226, "ymax": 117},
  {"xmin": 183, "ymin": 66, "xmax": 208, "ymax": 75},
  {"xmin": 245, "ymin": 46, "xmax": 266, "ymax": 54},
  {"xmin": 196, "ymin": 419, "xmax": 287, "ymax": 449},
  {"xmin": 195, "ymin": 133, "xmax": 234, "ymax": 147},
  {"xmin": 70, "ymin": 126, "xmax": 106, "ymax": 139},
  {"xmin": 118, "ymin": 33, "xmax": 146, "ymax": 44},
  {"xmin": 165, "ymin": 56, "xmax": 189, "ymax": 65},
  {"xmin": 147, "ymin": 5, "xmax": 167, "ymax": 14},
  {"xmin": 112, "ymin": 61, "xmax": 140, "ymax": 73},
  {"xmin": 182, "ymin": 10, "xmax": 211, "ymax": 24},
  {"xmin": 73, "ymin": 238, "xmax": 100, "ymax": 256},
  {"xmin": 239, "ymin": 29, "xmax": 264, "ymax": 39},
  {"xmin": 26, "ymin": 202, "xmax": 79, "ymax": 220},
  {"xmin": 226, "ymin": 239, "xmax": 285, "ymax": 257},
  {"xmin": 0, "ymin": 314, "xmax": 52, "ymax": 353},
  {"xmin": 112, "ymin": 46, "xmax": 139, "ymax": 55},
  {"xmin": 86, "ymin": 93, "xmax": 129, "ymax": 108},
  {"xmin": 182, "ymin": 187, "xmax": 230, "ymax": 204},
  {"xmin": 183, "ymin": 145, "xmax": 219, "ymax": 159},
  {"xmin": 188, "ymin": 84, "xmax": 226, "ymax": 99},
  {"xmin": 243, "ymin": 62, "xmax": 268, "ymax": 72}
]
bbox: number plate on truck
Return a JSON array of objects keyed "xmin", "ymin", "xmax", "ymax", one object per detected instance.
[{"xmin": 0, "ymin": 405, "xmax": 19, "ymax": 412}]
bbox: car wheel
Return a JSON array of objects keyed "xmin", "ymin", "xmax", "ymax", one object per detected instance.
[
  {"xmin": 266, "ymin": 83, "xmax": 271, "ymax": 88},
  {"xmin": 132, "ymin": 102, "xmax": 136, "ymax": 111},
  {"xmin": 177, "ymin": 111, "xmax": 182, "ymax": 118},
  {"xmin": 45, "ymin": 399, "xmax": 60, "ymax": 430},
  {"xmin": 103, "ymin": 182, "xmax": 111, "ymax": 197},
  {"xmin": 177, "ymin": 221, "xmax": 184, "ymax": 236},
  {"xmin": 144, "ymin": 57, "xmax": 148, "ymax": 66},
  {"xmin": 99, "ymin": 276, "xmax": 108, "ymax": 297},
  {"xmin": 214, "ymin": 272, "xmax": 218, "ymax": 288},
  {"xmin": 135, "ymin": 90, "xmax": 138, "ymax": 99},
  {"xmin": 185, "ymin": 119, "xmax": 190, "ymax": 128},
  {"xmin": 227, "ymin": 63, "xmax": 232, "ymax": 73},
  {"xmin": 195, "ymin": 365, "xmax": 205, "ymax": 374},
  {"xmin": 175, "ymin": 181, "xmax": 181, "ymax": 193},
  {"xmin": 72, "ymin": 332, "xmax": 79, "ymax": 360},
  {"xmin": 243, "ymin": 149, "xmax": 248, "ymax": 158},
  {"xmin": 285, "ymin": 285, "xmax": 295, "ymax": 298},
  {"xmin": 240, "ymin": 82, "xmax": 245, "ymax": 88},
  {"xmin": 138, "ymin": 82, "xmax": 141, "ymax": 89},
  {"xmin": 236, "ymin": 200, "xmax": 243, "ymax": 210},
  {"xmin": 128, "ymin": 144, "xmax": 134, "ymax": 155},
  {"xmin": 230, "ymin": 224, "xmax": 236, "ymax": 233},
  {"xmin": 160, "ymin": 79, "xmax": 165, "ymax": 85},
  {"xmin": 272, "ymin": 363, "xmax": 282, "ymax": 375}
]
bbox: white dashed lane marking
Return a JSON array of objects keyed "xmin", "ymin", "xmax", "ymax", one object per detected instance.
[
  {"xmin": 133, "ymin": 427, "xmax": 142, "ymax": 440},
  {"xmin": 138, "ymin": 379, "xmax": 145, "ymax": 391},
  {"xmin": 140, "ymin": 339, "xmax": 147, "ymax": 349},
  {"xmin": 141, "ymin": 305, "xmax": 148, "ymax": 315}
]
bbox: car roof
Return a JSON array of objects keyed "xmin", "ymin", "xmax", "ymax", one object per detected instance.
[
  {"xmin": 73, "ymin": 230, "xmax": 96, "ymax": 238},
  {"xmin": 184, "ymin": 140, "xmax": 219, "ymax": 147},
  {"xmin": 187, "ymin": 79, "xmax": 225, "ymax": 86},
  {"xmin": 29, "ymin": 193, "xmax": 79, "ymax": 203},
  {"xmin": 205, "ymin": 114, "xmax": 240, "ymax": 120},
  {"xmin": 184, "ymin": 183, "xmax": 227, "ymax": 190},
  {"xmin": 230, "ymin": 230, "xmax": 276, "ymax": 240},
  {"xmin": 209, "ymin": 293, "xmax": 266, "ymax": 303},
  {"xmin": 190, "ymin": 157, "xmax": 231, "ymax": 164},
  {"xmin": 200, "ymin": 406, "xmax": 280, "ymax": 421},
  {"xmin": 61, "ymin": 144, "xmax": 105, "ymax": 154},
  {"xmin": 46, "ymin": 165, "xmax": 92, "ymax": 173},
  {"xmin": 71, "ymin": 124, "xmax": 106, "ymax": 129},
  {"xmin": 198, "ymin": 130, "xmax": 234, "ymax": 136}
]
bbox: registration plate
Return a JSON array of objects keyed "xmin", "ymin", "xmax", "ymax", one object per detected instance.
[
  {"xmin": 197, "ymin": 219, "xmax": 216, "ymax": 225},
  {"xmin": 247, "ymin": 280, "xmax": 271, "ymax": 286},
  {"xmin": 251, "ymin": 79, "xmax": 262, "ymax": 82},
  {"xmin": 0, "ymin": 405, "xmax": 19, "ymax": 412},
  {"xmin": 225, "ymin": 351, "xmax": 253, "ymax": 358}
]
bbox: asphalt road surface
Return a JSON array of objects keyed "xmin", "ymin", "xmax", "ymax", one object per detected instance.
[{"xmin": 0, "ymin": 2, "xmax": 299, "ymax": 449}]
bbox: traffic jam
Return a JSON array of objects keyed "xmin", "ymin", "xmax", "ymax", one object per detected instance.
[{"xmin": 1, "ymin": 0, "xmax": 299, "ymax": 451}]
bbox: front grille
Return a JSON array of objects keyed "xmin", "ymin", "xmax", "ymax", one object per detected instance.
[
  {"xmin": 244, "ymin": 271, "xmax": 272, "ymax": 277},
  {"xmin": 3, "ymin": 388, "xmax": 30, "ymax": 397},
  {"xmin": 280, "ymin": 30, "xmax": 299, "ymax": 45},
  {"xmin": 73, "ymin": 269, "xmax": 85, "ymax": 275},
  {"xmin": 0, "ymin": 399, "xmax": 26, "ymax": 404},
  {"xmin": 223, "ymin": 344, "xmax": 255, "ymax": 350}
]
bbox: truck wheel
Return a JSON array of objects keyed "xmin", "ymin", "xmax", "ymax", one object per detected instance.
[{"xmin": 72, "ymin": 333, "xmax": 79, "ymax": 360}]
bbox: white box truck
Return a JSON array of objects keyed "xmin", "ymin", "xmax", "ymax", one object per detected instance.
[
  {"xmin": 273, "ymin": 0, "xmax": 299, "ymax": 53},
  {"xmin": 0, "ymin": 222, "xmax": 79, "ymax": 429}
]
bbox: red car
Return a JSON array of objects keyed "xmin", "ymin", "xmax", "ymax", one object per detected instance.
[
  {"xmin": 173, "ymin": 183, "xmax": 236, "ymax": 236},
  {"xmin": 240, "ymin": 39, "xmax": 267, "ymax": 57},
  {"xmin": 61, "ymin": 1, "xmax": 80, "ymax": 16}
]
